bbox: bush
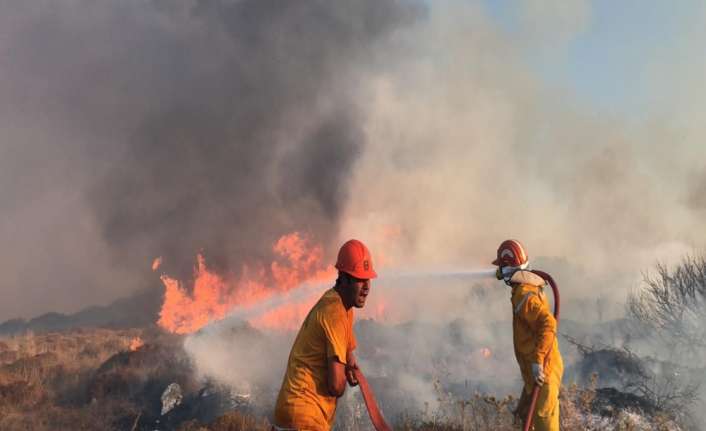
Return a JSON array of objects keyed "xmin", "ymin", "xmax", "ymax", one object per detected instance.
[{"xmin": 627, "ymin": 256, "xmax": 706, "ymax": 355}]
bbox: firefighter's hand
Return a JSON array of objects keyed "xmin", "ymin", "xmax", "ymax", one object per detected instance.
[
  {"xmin": 531, "ymin": 363, "xmax": 545, "ymax": 386},
  {"xmin": 346, "ymin": 354, "xmax": 359, "ymax": 387}
]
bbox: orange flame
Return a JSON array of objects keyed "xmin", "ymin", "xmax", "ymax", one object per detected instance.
[
  {"xmin": 157, "ymin": 232, "xmax": 336, "ymax": 334},
  {"xmin": 152, "ymin": 257, "xmax": 163, "ymax": 272},
  {"xmin": 152, "ymin": 256, "xmax": 162, "ymax": 271},
  {"xmin": 480, "ymin": 347, "xmax": 492, "ymax": 359},
  {"xmin": 129, "ymin": 337, "xmax": 144, "ymax": 351}
]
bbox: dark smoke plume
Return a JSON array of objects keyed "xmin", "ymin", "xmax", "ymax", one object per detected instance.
[{"xmin": 0, "ymin": 0, "xmax": 421, "ymax": 318}]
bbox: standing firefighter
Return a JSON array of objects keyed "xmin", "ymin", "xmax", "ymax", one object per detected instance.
[
  {"xmin": 273, "ymin": 239, "xmax": 377, "ymax": 431},
  {"xmin": 493, "ymin": 239, "xmax": 563, "ymax": 431}
]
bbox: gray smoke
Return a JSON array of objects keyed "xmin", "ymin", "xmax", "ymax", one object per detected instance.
[
  {"xmin": 339, "ymin": 0, "xmax": 706, "ymax": 322},
  {"xmin": 0, "ymin": 0, "xmax": 422, "ymax": 319}
]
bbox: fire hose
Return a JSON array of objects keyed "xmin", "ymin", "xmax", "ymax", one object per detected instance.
[
  {"xmin": 352, "ymin": 368, "xmax": 392, "ymax": 431},
  {"xmin": 523, "ymin": 269, "xmax": 560, "ymax": 431}
]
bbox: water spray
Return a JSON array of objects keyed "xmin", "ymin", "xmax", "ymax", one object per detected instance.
[
  {"xmin": 213, "ymin": 268, "xmax": 497, "ymax": 327},
  {"xmin": 379, "ymin": 268, "xmax": 497, "ymax": 281}
]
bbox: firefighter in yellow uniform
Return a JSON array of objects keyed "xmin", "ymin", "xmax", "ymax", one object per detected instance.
[
  {"xmin": 274, "ymin": 239, "xmax": 377, "ymax": 431},
  {"xmin": 493, "ymin": 239, "xmax": 563, "ymax": 431}
]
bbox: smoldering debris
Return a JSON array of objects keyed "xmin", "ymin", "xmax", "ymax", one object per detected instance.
[{"xmin": 161, "ymin": 383, "xmax": 183, "ymax": 416}]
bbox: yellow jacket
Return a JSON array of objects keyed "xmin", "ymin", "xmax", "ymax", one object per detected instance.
[
  {"xmin": 274, "ymin": 288, "xmax": 356, "ymax": 430},
  {"xmin": 509, "ymin": 270, "xmax": 563, "ymax": 393}
]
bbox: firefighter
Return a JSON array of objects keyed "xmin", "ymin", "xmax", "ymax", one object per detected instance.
[
  {"xmin": 493, "ymin": 239, "xmax": 563, "ymax": 431},
  {"xmin": 273, "ymin": 239, "xmax": 377, "ymax": 431}
]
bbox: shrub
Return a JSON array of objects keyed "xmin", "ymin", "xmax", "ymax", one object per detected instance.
[{"xmin": 627, "ymin": 256, "xmax": 706, "ymax": 356}]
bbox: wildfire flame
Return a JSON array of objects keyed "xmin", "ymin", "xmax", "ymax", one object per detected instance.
[
  {"xmin": 156, "ymin": 232, "xmax": 336, "ymax": 334},
  {"xmin": 480, "ymin": 347, "xmax": 492, "ymax": 359}
]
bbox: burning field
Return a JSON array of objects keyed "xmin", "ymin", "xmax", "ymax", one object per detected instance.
[
  {"xmin": 2, "ymin": 0, "xmax": 706, "ymax": 430},
  {"xmin": 1, "ymin": 236, "xmax": 705, "ymax": 430}
]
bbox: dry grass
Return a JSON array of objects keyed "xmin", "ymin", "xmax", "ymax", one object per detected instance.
[
  {"xmin": 0, "ymin": 328, "xmax": 690, "ymax": 431},
  {"xmin": 178, "ymin": 411, "xmax": 271, "ymax": 431},
  {"xmin": 0, "ymin": 328, "xmax": 143, "ymax": 369},
  {"xmin": 0, "ymin": 328, "xmax": 145, "ymax": 431},
  {"xmin": 388, "ymin": 378, "xmax": 521, "ymax": 431}
]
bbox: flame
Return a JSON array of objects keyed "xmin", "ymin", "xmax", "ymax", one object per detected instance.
[
  {"xmin": 271, "ymin": 233, "xmax": 333, "ymax": 290},
  {"xmin": 152, "ymin": 257, "xmax": 163, "ymax": 271},
  {"xmin": 157, "ymin": 232, "xmax": 336, "ymax": 334},
  {"xmin": 129, "ymin": 337, "xmax": 144, "ymax": 351},
  {"xmin": 480, "ymin": 347, "xmax": 492, "ymax": 359}
]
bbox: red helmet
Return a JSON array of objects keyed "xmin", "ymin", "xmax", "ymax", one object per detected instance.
[
  {"xmin": 492, "ymin": 239, "xmax": 528, "ymax": 267},
  {"xmin": 335, "ymin": 239, "xmax": 377, "ymax": 279}
]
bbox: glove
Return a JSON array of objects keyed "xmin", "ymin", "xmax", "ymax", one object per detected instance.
[{"xmin": 531, "ymin": 363, "xmax": 545, "ymax": 386}]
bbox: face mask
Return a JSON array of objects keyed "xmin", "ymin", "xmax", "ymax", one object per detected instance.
[
  {"xmin": 496, "ymin": 262, "xmax": 531, "ymax": 283},
  {"xmin": 502, "ymin": 266, "xmax": 517, "ymax": 282}
]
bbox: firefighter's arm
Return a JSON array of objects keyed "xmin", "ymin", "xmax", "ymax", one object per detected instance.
[
  {"xmin": 320, "ymin": 308, "xmax": 352, "ymax": 397},
  {"xmin": 327, "ymin": 357, "xmax": 347, "ymax": 397},
  {"xmin": 522, "ymin": 295, "xmax": 557, "ymax": 365}
]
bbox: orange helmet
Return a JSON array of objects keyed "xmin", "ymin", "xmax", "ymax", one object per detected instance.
[
  {"xmin": 335, "ymin": 239, "xmax": 377, "ymax": 279},
  {"xmin": 492, "ymin": 239, "xmax": 528, "ymax": 267}
]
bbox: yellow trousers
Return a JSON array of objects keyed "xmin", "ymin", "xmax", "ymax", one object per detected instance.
[{"xmin": 516, "ymin": 371, "xmax": 561, "ymax": 431}]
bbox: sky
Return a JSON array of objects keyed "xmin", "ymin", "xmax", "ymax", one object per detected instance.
[{"xmin": 484, "ymin": 0, "xmax": 703, "ymax": 117}]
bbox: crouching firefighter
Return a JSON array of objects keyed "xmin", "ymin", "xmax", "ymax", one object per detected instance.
[
  {"xmin": 273, "ymin": 239, "xmax": 377, "ymax": 431},
  {"xmin": 492, "ymin": 239, "xmax": 563, "ymax": 431}
]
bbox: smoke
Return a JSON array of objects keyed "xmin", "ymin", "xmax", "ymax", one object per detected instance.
[
  {"xmin": 183, "ymin": 320, "xmax": 293, "ymax": 397},
  {"xmin": 339, "ymin": 0, "xmax": 706, "ymax": 321},
  {"xmin": 0, "ymin": 0, "xmax": 421, "ymax": 319},
  {"xmin": 3, "ymin": 0, "xmax": 703, "ymax": 323}
]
